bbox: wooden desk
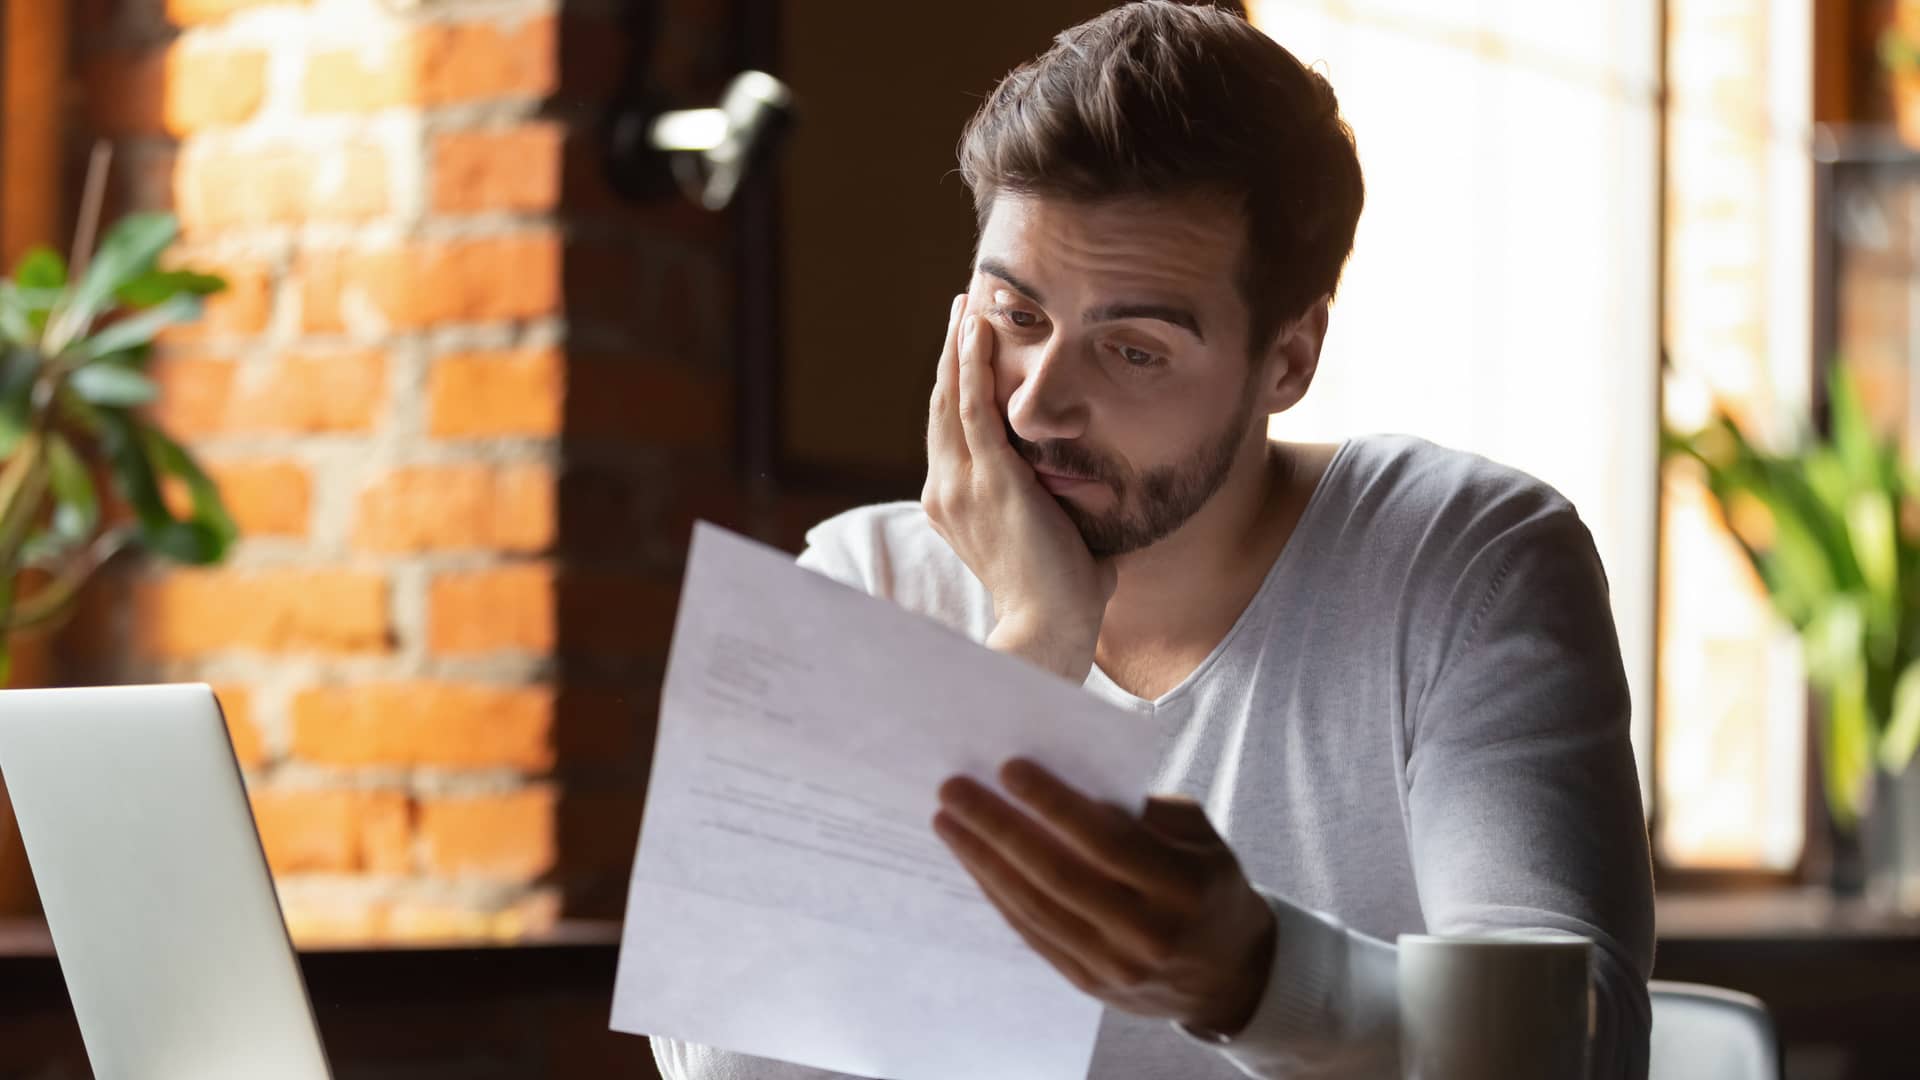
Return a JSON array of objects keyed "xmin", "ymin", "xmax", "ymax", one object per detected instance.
[
  {"xmin": 0, "ymin": 919, "xmax": 650, "ymax": 1079},
  {"xmin": 4, "ymin": 893, "xmax": 1917, "ymax": 1079},
  {"xmin": 1654, "ymin": 889, "xmax": 1920, "ymax": 1079}
]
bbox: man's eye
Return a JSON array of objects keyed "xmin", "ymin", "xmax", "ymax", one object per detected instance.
[
  {"xmin": 1004, "ymin": 309, "xmax": 1039, "ymax": 328},
  {"xmin": 1115, "ymin": 344, "xmax": 1162, "ymax": 368}
]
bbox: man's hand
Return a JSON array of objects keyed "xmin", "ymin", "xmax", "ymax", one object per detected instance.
[
  {"xmin": 922, "ymin": 294, "xmax": 1115, "ymax": 683},
  {"xmin": 933, "ymin": 758, "xmax": 1277, "ymax": 1036}
]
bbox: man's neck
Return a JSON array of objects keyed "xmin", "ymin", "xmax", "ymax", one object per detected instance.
[{"xmin": 1096, "ymin": 438, "xmax": 1317, "ymax": 665}]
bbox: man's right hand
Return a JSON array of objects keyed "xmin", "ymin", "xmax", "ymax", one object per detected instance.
[{"xmin": 921, "ymin": 293, "xmax": 1116, "ymax": 683}]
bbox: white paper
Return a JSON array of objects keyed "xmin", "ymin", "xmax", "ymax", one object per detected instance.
[{"xmin": 611, "ymin": 523, "xmax": 1164, "ymax": 1080}]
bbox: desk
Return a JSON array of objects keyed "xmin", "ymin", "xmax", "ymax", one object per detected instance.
[
  {"xmin": 1654, "ymin": 889, "xmax": 1920, "ymax": 1079},
  {"xmin": 4, "ymin": 893, "xmax": 1918, "ymax": 1079},
  {"xmin": 0, "ymin": 920, "xmax": 651, "ymax": 1079}
]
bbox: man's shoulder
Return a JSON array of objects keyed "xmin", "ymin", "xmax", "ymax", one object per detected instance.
[
  {"xmin": 1336, "ymin": 434, "xmax": 1580, "ymax": 546},
  {"xmin": 797, "ymin": 502, "xmax": 990, "ymax": 635},
  {"xmin": 798, "ymin": 500, "xmax": 945, "ymax": 584}
]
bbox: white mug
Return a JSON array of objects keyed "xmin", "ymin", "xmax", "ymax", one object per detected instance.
[{"xmin": 1397, "ymin": 933, "xmax": 1594, "ymax": 1080}]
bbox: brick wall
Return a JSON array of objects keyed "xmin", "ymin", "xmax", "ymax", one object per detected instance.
[{"xmin": 49, "ymin": 0, "xmax": 742, "ymax": 939}]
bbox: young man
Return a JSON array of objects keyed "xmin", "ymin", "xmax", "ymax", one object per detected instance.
[{"xmin": 655, "ymin": 3, "xmax": 1654, "ymax": 1077}]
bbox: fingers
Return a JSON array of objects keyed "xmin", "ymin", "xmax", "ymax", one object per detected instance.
[
  {"xmin": 1139, "ymin": 795, "xmax": 1226, "ymax": 847},
  {"xmin": 999, "ymin": 760, "xmax": 1201, "ymax": 901},
  {"xmin": 955, "ymin": 312, "xmax": 1020, "ymax": 469},
  {"xmin": 937, "ymin": 776, "xmax": 1170, "ymax": 960},
  {"xmin": 926, "ymin": 294, "xmax": 969, "ymax": 466},
  {"xmin": 934, "ymin": 808, "xmax": 1151, "ymax": 990}
]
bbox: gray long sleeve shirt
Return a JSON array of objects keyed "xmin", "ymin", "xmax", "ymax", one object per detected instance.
[{"xmin": 653, "ymin": 434, "xmax": 1655, "ymax": 1079}]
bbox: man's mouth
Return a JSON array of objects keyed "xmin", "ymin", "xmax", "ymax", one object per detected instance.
[{"xmin": 1031, "ymin": 466, "xmax": 1098, "ymax": 496}]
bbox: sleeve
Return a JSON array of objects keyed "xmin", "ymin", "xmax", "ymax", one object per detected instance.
[
  {"xmin": 1185, "ymin": 509, "xmax": 1655, "ymax": 1079},
  {"xmin": 795, "ymin": 541, "xmax": 867, "ymax": 591}
]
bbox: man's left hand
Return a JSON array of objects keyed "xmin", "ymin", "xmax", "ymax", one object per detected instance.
[{"xmin": 933, "ymin": 758, "xmax": 1277, "ymax": 1036}]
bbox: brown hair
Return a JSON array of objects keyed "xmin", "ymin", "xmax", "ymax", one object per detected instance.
[{"xmin": 957, "ymin": 1, "xmax": 1364, "ymax": 354}]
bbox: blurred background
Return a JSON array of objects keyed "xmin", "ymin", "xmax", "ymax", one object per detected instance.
[{"xmin": 0, "ymin": 0, "xmax": 1917, "ymax": 1076}]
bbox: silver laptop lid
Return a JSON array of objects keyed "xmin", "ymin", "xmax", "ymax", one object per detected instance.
[{"xmin": 0, "ymin": 683, "xmax": 331, "ymax": 1079}]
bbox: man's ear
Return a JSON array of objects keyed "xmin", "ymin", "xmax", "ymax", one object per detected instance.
[{"xmin": 1253, "ymin": 297, "xmax": 1329, "ymax": 417}]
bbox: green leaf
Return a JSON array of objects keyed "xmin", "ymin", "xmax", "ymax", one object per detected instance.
[
  {"xmin": 13, "ymin": 246, "xmax": 65, "ymax": 290},
  {"xmin": 1824, "ymin": 666, "xmax": 1876, "ymax": 827},
  {"xmin": 115, "ymin": 269, "xmax": 225, "ymax": 309},
  {"xmin": 100, "ymin": 412, "xmax": 234, "ymax": 566},
  {"xmin": 45, "ymin": 433, "xmax": 98, "ymax": 545},
  {"xmin": 74, "ymin": 294, "xmax": 202, "ymax": 362},
  {"xmin": 68, "ymin": 364, "xmax": 159, "ymax": 407},
  {"xmin": 0, "ymin": 284, "xmax": 34, "ymax": 344},
  {"xmin": 1882, "ymin": 662, "xmax": 1920, "ymax": 774},
  {"xmin": 49, "ymin": 213, "xmax": 177, "ymax": 352},
  {"xmin": 1848, "ymin": 491, "xmax": 1901, "ymax": 660},
  {"xmin": 1830, "ymin": 368, "xmax": 1884, "ymax": 486},
  {"xmin": 1805, "ymin": 600, "xmax": 1867, "ymax": 688},
  {"xmin": 0, "ymin": 434, "xmax": 51, "ymax": 570},
  {"xmin": 145, "ymin": 427, "xmax": 235, "ymax": 564}
]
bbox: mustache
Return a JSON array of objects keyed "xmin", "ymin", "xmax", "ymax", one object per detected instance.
[{"xmin": 1003, "ymin": 422, "xmax": 1126, "ymax": 487}]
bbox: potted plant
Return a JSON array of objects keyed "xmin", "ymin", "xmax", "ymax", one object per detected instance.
[
  {"xmin": 1666, "ymin": 369, "xmax": 1920, "ymax": 911},
  {"xmin": 0, "ymin": 208, "xmax": 238, "ymax": 911},
  {"xmin": 1881, "ymin": 0, "xmax": 1920, "ymax": 147}
]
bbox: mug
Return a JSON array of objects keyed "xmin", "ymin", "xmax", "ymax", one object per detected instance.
[{"xmin": 1397, "ymin": 932, "xmax": 1594, "ymax": 1080}]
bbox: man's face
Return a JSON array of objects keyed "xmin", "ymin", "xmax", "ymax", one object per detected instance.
[{"xmin": 967, "ymin": 192, "xmax": 1264, "ymax": 557}]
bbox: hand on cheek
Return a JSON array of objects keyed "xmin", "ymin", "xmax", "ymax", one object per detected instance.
[{"xmin": 921, "ymin": 294, "xmax": 1114, "ymax": 682}]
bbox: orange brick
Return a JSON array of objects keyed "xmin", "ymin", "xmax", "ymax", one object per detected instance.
[
  {"xmin": 299, "ymin": 234, "xmax": 561, "ymax": 332},
  {"xmin": 353, "ymin": 463, "xmax": 554, "ymax": 553},
  {"xmin": 433, "ymin": 348, "xmax": 731, "ymax": 447},
  {"xmin": 427, "ymin": 348, "xmax": 563, "ymax": 438},
  {"xmin": 156, "ymin": 257, "xmax": 274, "ymax": 342},
  {"xmin": 384, "ymin": 891, "xmax": 559, "ymax": 942},
  {"xmin": 166, "ymin": 0, "xmax": 304, "ymax": 25},
  {"xmin": 212, "ymin": 684, "xmax": 266, "ymax": 767},
  {"xmin": 147, "ymin": 355, "xmax": 235, "ymax": 433},
  {"xmin": 249, "ymin": 787, "xmax": 412, "ymax": 875},
  {"xmin": 164, "ymin": 460, "xmax": 310, "ymax": 537},
  {"xmin": 290, "ymin": 682, "xmax": 558, "ymax": 770},
  {"xmin": 85, "ymin": 45, "xmax": 267, "ymax": 136},
  {"xmin": 176, "ymin": 143, "xmax": 387, "ymax": 229},
  {"xmin": 427, "ymin": 563, "xmax": 554, "ymax": 656},
  {"xmin": 431, "ymin": 123, "xmax": 564, "ymax": 214},
  {"xmin": 133, "ymin": 569, "xmax": 392, "ymax": 657},
  {"xmin": 305, "ymin": 17, "xmax": 557, "ymax": 112},
  {"xmin": 150, "ymin": 350, "xmax": 386, "ymax": 435},
  {"xmin": 418, "ymin": 786, "xmax": 556, "ymax": 881},
  {"xmin": 359, "ymin": 790, "xmax": 414, "ymax": 875}
]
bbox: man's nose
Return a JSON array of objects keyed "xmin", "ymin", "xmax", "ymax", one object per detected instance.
[{"xmin": 1003, "ymin": 336, "xmax": 1088, "ymax": 444}]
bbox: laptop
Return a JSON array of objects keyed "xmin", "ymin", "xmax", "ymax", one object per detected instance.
[{"xmin": 0, "ymin": 683, "xmax": 332, "ymax": 1079}]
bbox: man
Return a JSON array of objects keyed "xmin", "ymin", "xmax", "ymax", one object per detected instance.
[{"xmin": 655, "ymin": 3, "xmax": 1654, "ymax": 1077}]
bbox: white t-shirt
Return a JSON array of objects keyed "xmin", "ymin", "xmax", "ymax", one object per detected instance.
[{"xmin": 653, "ymin": 434, "xmax": 1654, "ymax": 1079}]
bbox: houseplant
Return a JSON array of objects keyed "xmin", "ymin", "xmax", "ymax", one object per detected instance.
[
  {"xmin": 1666, "ymin": 369, "xmax": 1920, "ymax": 911},
  {"xmin": 1881, "ymin": 0, "xmax": 1920, "ymax": 147},
  {"xmin": 0, "ymin": 208, "xmax": 237, "ymax": 911}
]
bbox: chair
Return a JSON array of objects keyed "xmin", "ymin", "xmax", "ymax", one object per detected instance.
[{"xmin": 1648, "ymin": 981, "xmax": 1781, "ymax": 1080}]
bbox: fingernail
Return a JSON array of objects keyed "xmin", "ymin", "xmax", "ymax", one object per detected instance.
[{"xmin": 952, "ymin": 294, "xmax": 966, "ymax": 318}]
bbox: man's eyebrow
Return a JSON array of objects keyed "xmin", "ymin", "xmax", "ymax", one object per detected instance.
[
  {"xmin": 977, "ymin": 257, "xmax": 1206, "ymax": 344},
  {"xmin": 1085, "ymin": 302, "xmax": 1205, "ymax": 343},
  {"xmin": 976, "ymin": 258, "xmax": 1046, "ymax": 305}
]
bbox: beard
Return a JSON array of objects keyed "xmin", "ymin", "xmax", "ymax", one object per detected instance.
[{"xmin": 1005, "ymin": 404, "xmax": 1254, "ymax": 558}]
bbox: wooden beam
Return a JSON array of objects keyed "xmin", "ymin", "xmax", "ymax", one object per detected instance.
[
  {"xmin": 2, "ymin": 0, "xmax": 70, "ymax": 270},
  {"xmin": 1814, "ymin": 0, "xmax": 1855, "ymax": 124}
]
